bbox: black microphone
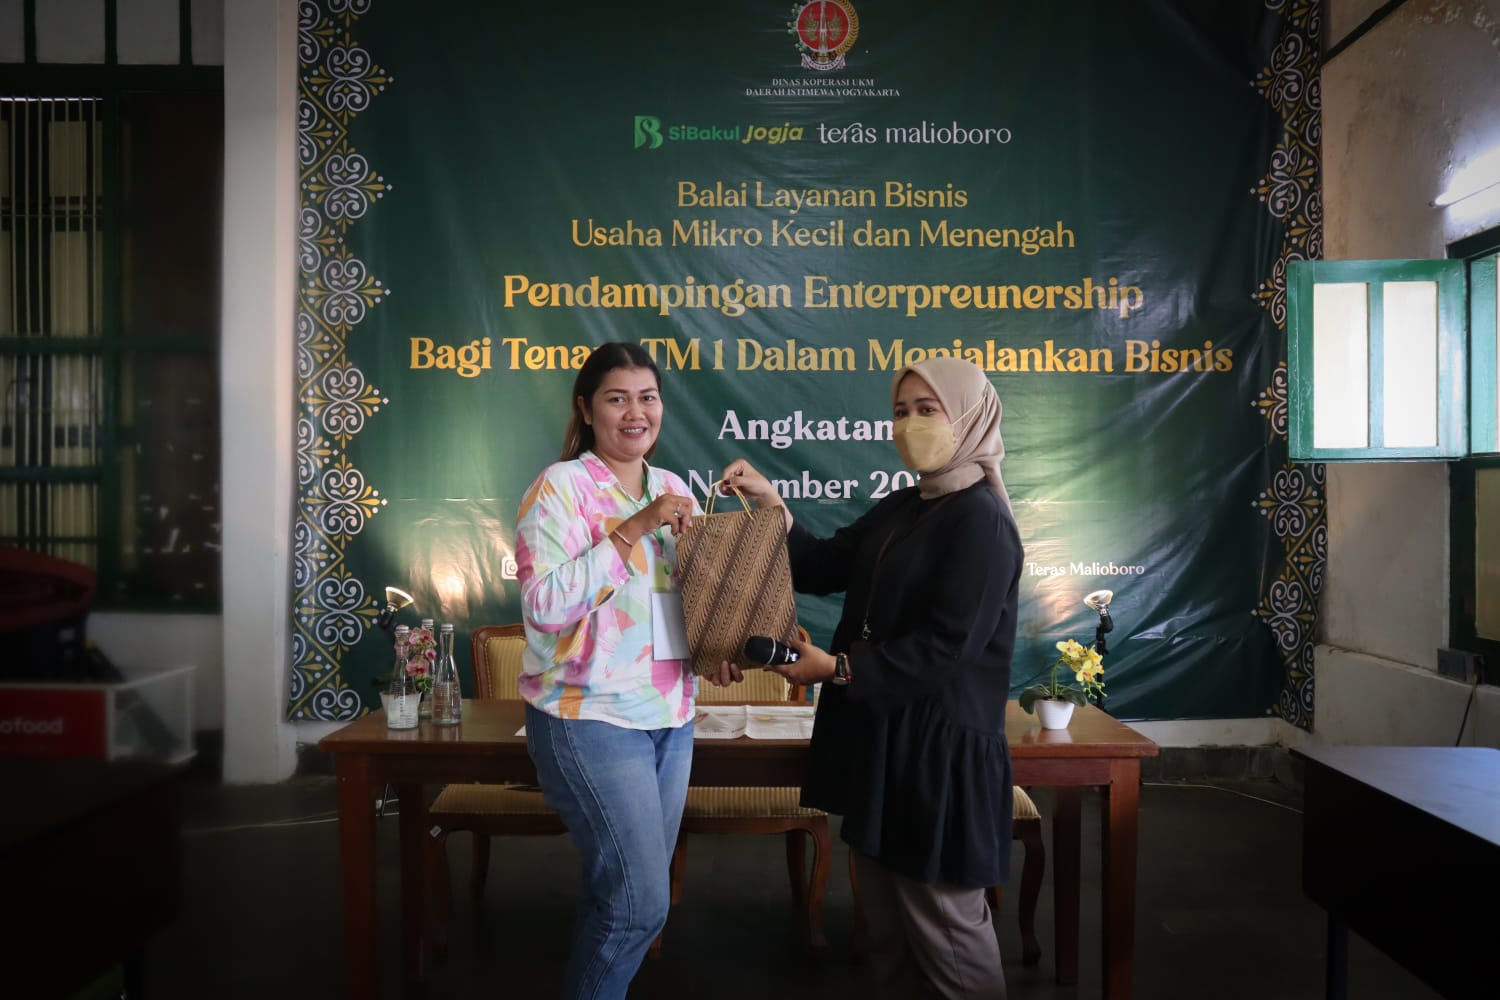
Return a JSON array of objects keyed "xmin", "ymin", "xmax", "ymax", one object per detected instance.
[{"xmin": 744, "ymin": 635, "xmax": 799, "ymax": 665}]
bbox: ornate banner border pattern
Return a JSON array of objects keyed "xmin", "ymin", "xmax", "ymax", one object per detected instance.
[
  {"xmin": 289, "ymin": 0, "xmax": 391, "ymax": 720},
  {"xmin": 1251, "ymin": 0, "xmax": 1324, "ymax": 730}
]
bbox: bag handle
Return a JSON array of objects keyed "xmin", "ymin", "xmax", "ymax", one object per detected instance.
[{"xmin": 702, "ymin": 479, "xmax": 753, "ymax": 516}]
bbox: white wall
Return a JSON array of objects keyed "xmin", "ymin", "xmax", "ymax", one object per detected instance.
[
  {"xmin": 1317, "ymin": 648, "xmax": 1500, "ymax": 746},
  {"xmin": 1322, "ymin": 463, "xmax": 1448, "ymax": 669},
  {"xmin": 218, "ymin": 0, "xmax": 299, "ymax": 782},
  {"xmin": 1327, "ymin": 0, "xmax": 1393, "ymax": 42},
  {"xmin": 1316, "ymin": 0, "xmax": 1500, "ymax": 748}
]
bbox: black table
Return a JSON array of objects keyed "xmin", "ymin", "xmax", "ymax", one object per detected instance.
[
  {"xmin": 1293, "ymin": 745, "xmax": 1500, "ymax": 1000},
  {"xmin": 0, "ymin": 758, "xmax": 184, "ymax": 998}
]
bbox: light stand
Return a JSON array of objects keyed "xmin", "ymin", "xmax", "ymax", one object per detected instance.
[
  {"xmin": 375, "ymin": 585, "xmax": 414, "ymax": 819},
  {"xmin": 1084, "ymin": 588, "xmax": 1114, "ymax": 656},
  {"xmin": 1084, "ymin": 589, "xmax": 1114, "ymax": 711},
  {"xmin": 377, "ymin": 585, "xmax": 415, "ymax": 632}
]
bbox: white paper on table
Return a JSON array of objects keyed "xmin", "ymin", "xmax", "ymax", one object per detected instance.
[
  {"xmin": 744, "ymin": 704, "xmax": 816, "ymax": 740},
  {"xmin": 692, "ymin": 704, "xmax": 747, "ymax": 739},
  {"xmin": 691, "ymin": 704, "xmax": 815, "ymax": 740}
]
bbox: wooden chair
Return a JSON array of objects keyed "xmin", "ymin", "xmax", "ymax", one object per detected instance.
[
  {"xmin": 997, "ymin": 786, "xmax": 1045, "ymax": 965},
  {"xmin": 848, "ymin": 786, "xmax": 1045, "ymax": 965},
  {"xmin": 654, "ymin": 660, "xmax": 831, "ymax": 957},
  {"xmin": 426, "ymin": 624, "xmax": 566, "ymax": 953}
]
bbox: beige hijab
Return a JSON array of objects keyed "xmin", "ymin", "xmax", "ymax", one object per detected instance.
[{"xmin": 891, "ymin": 356, "xmax": 1012, "ymax": 511}]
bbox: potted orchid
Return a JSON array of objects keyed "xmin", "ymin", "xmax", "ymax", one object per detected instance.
[
  {"xmin": 1019, "ymin": 638, "xmax": 1106, "ymax": 729},
  {"xmin": 372, "ymin": 626, "xmax": 437, "ymax": 704}
]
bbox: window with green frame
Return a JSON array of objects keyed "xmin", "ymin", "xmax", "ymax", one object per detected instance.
[
  {"xmin": 1287, "ymin": 237, "xmax": 1500, "ymax": 683},
  {"xmin": 1, "ymin": 71, "xmax": 223, "ymax": 608},
  {"xmin": 1451, "ymin": 230, "xmax": 1500, "ymax": 680},
  {"xmin": 1286, "ymin": 258, "xmax": 1469, "ymax": 461}
]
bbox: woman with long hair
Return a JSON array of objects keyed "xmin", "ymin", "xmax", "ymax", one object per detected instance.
[{"xmin": 515, "ymin": 341, "xmax": 700, "ymax": 999}]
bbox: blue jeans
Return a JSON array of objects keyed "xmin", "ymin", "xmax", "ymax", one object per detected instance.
[{"xmin": 525, "ymin": 704, "xmax": 694, "ymax": 1000}]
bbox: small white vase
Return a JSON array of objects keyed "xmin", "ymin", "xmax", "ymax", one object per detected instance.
[{"xmin": 1036, "ymin": 698, "xmax": 1075, "ymax": 730}]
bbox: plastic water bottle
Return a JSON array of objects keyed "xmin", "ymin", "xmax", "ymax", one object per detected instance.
[{"xmin": 430, "ymin": 623, "xmax": 462, "ymax": 726}]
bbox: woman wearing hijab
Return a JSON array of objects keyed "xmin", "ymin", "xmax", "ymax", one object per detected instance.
[{"xmin": 718, "ymin": 356, "xmax": 1021, "ymax": 999}]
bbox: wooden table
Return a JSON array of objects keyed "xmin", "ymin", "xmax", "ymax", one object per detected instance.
[
  {"xmin": 1009, "ymin": 702, "xmax": 1159, "ymax": 997},
  {"xmin": 1292, "ymin": 745, "xmax": 1500, "ymax": 1000},
  {"xmin": 319, "ymin": 699, "xmax": 1157, "ymax": 999}
]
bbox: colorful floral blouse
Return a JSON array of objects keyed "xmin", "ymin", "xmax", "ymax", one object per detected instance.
[{"xmin": 515, "ymin": 451, "xmax": 699, "ymax": 728}]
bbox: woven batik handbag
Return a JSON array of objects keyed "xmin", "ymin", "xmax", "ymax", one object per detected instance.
[{"xmin": 676, "ymin": 482, "xmax": 799, "ymax": 677}]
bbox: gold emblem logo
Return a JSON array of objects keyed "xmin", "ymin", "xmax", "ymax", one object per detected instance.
[{"xmin": 788, "ymin": 1, "xmax": 859, "ymax": 72}]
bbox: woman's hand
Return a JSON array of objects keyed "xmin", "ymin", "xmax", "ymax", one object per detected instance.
[
  {"xmin": 720, "ymin": 459, "xmax": 781, "ymax": 507},
  {"xmin": 721, "ymin": 459, "xmax": 791, "ymax": 529},
  {"xmin": 630, "ymin": 491, "xmax": 695, "ymax": 539},
  {"xmin": 767, "ymin": 634, "xmax": 836, "ymax": 687},
  {"xmin": 704, "ymin": 661, "xmax": 743, "ymax": 687}
]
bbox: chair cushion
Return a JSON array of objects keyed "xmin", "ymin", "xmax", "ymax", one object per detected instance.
[
  {"xmin": 1013, "ymin": 785, "xmax": 1040, "ymax": 821},
  {"xmin": 480, "ymin": 637, "xmax": 527, "ymax": 698},
  {"xmin": 697, "ymin": 669, "xmax": 788, "ymax": 702},
  {"xmin": 682, "ymin": 786, "xmax": 825, "ymax": 818},
  {"xmin": 430, "ymin": 782, "xmax": 555, "ymax": 817}
]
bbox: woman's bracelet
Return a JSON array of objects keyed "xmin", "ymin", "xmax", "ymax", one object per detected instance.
[{"xmin": 610, "ymin": 527, "xmax": 636, "ymax": 549}]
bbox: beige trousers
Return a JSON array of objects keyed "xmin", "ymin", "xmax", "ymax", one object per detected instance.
[{"xmin": 854, "ymin": 852, "xmax": 1008, "ymax": 1000}]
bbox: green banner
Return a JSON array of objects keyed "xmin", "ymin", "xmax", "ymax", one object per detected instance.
[{"xmin": 291, "ymin": 1, "xmax": 1325, "ymax": 724}]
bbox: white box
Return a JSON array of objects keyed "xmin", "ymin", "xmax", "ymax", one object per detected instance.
[{"xmin": 0, "ymin": 664, "xmax": 195, "ymax": 764}]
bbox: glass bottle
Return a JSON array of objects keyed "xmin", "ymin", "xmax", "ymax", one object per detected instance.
[
  {"xmin": 385, "ymin": 625, "xmax": 420, "ymax": 730},
  {"xmin": 430, "ymin": 623, "xmax": 462, "ymax": 726},
  {"xmin": 416, "ymin": 618, "xmax": 436, "ymax": 717}
]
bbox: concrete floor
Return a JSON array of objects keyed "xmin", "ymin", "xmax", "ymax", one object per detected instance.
[{"xmin": 142, "ymin": 771, "xmax": 1440, "ymax": 1000}]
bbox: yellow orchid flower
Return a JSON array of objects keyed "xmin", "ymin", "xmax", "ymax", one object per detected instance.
[
  {"xmin": 1023, "ymin": 635, "xmax": 1107, "ymax": 714},
  {"xmin": 1055, "ymin": 639, "xmax": 1087, "ymax": 659}
]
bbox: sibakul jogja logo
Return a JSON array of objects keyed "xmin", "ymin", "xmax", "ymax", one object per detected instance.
[
  {"xmin": 633, "ymin": 115, "xmax": 804, "ymax": 149},
  {"xmin": 790, "ymin": 0, "xmax": 859, "ymax": 72}
]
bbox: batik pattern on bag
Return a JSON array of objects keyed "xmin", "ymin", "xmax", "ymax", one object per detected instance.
[{"xmin": 676, "ymin": 486, "xmax": 798, "ymax": 677}]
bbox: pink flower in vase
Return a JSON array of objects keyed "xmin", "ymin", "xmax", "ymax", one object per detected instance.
[{"xmin": 404, "ymin": 626, "xmax": 437, "ymax": 692}]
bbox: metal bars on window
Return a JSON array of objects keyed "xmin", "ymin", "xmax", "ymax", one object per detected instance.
[{"xmin": 0, "ymin": 95, "xmax": 104, "ymax": 567}]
